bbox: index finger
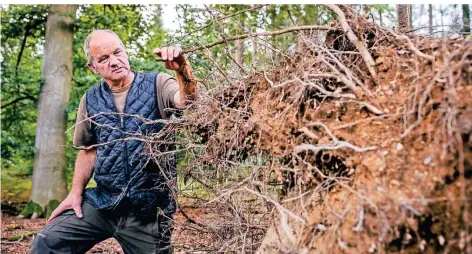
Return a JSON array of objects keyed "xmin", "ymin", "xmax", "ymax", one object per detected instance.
[
  {"xmin": 152, "ymin": 48, "xmax": 162, "ymax": 56},
  {"xmin": 173, "ymin": 47, "xmax": 182, "ymax": 58}
]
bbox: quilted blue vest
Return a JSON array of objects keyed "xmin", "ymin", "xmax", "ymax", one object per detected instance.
[{"xmin": 84, "ymin": 71, "xmax": 176, "ymax": 217}]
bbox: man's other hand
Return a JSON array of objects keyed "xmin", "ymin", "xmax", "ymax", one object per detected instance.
[
  {"xmin": 153, "ymin": 46, "xmax": 185, "ymax": 71},
  {"xmin": 48, "ymin": 193, "xmax": 83, "ymax": 222}
]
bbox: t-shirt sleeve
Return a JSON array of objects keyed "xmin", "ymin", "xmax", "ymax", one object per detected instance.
[
  {"xmin": 156, "ymin": 72, "xmax": 179, "ymax": 119},
  {"xmin": 73, "ymin": 94, "xmax": 96, "ymax": 147}
]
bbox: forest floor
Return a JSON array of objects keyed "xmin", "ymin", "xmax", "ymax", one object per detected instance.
[{"xmin": 1, "ymin": 201, "xmax": 218, "ymax": 254}]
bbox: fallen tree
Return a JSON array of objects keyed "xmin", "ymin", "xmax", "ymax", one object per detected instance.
[{"xmin": 82, "ymin": 5, "xmax": 472, "ymax": 253}]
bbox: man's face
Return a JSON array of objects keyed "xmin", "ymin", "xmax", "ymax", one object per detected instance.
[{"xmin": 88, "ymin": 32, "xmax": 131, "ymax": 82}]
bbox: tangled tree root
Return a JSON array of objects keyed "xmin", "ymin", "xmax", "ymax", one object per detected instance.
[{"xmin": 146, "ymin": 7, "xmax": 472, "ymax": 253}]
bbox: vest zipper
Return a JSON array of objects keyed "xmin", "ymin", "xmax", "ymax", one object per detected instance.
[{"xmin": 121, "ymin": 115, "xmax": 130, "ymax": 188}]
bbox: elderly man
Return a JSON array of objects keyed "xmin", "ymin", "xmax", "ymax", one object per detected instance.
[{"xmin": 30, "ymin": 29, "xmax": 197, "ymax": 254}]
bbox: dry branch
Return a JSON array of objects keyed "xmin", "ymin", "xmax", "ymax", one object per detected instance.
[{"xmin": 180, "ymin": 25, "xmax": 334, "ymax": 54}]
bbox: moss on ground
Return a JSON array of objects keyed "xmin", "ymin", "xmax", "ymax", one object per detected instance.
[{"xmin": 19, "ymin": 200, "xmax": 42, "ymax": 218}]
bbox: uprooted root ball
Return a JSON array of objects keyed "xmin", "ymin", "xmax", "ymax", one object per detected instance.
[{"xmin": 151, "ymin": 18, "xmax": 472, "ymax": 253}]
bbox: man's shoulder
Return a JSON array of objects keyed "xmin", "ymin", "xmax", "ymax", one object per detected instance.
[
  {"xmin": 139, "ymin": 71, "xmax": 171, "ymax": 79},
  {"xmin": 156, "ymin": 71, "xmax": 172, "ymax": 79},
  {"xmin": 83, "ymin": 81, "xmax": 105, "ymax": 109}
]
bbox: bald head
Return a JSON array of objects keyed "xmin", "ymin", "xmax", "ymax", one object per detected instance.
[
  {"xmin": 83, "ymin": 29, "xmax": 125, "ymax": 64},
  {"xmin": 83, "ymin": 29, "xmax": 132, "ymax": 84}
]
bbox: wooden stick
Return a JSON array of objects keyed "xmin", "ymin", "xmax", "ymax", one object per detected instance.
[{"xmin": 176, "ymin": 25, "xmax": 334, "ymax": 55}]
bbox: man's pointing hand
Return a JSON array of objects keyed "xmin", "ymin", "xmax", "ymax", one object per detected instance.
[{"xmin": 153, "ymin": 46, "xmax": 186, "ymax": 71}]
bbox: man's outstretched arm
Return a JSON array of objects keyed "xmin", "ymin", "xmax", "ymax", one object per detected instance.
[
  {"xmin": 153, "ymin": 46, "xmax": 198, "ymax": 108},
  {"xmin": 174, "ymin": 56, "xmax": 197, "ymax": 107},
  {"xmin": 48, "ymin": 148, "xmax": 96, "ymax": 221}
]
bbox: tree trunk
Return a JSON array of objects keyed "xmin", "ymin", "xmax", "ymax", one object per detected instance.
[
  {"xmin": 234, "ymin": 17, "xmax": 245, "ymax": 75},
  {"xmin": 440, "ymin": 6, "xmax": 445, "ymax": 37},
  {"xmin": 409, "ymin": 5, "xmax": 413, "ymax": 29},
  {"xmin": 397, "ymin": 4, "xmax": 410, "ymax": 32},
  {"xmin": 252, "ymin": 36, "xmax": 258, "ymax": 66},
  {"xmin": 379, "ymin": 9, "xmax": 383, "ymax": 26},
  {"xmin": 429, "ymin": 4, "xmax": 433, "ymax": 34},
  {"xmin": 463, "ymin": 4, "xmax": 470, "ymax": 34},
  {"xmin": 30, "ymin": 4, "xmax": 77, "ymax": 209},
  {"xmin": 235, "ymin": 39, "xmax": 244, "ymax": 66}
]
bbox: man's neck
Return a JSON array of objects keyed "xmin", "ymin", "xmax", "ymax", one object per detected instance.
[{"xmin": 105, "ymin": 71, "xmax": 135, "ymax": 90}]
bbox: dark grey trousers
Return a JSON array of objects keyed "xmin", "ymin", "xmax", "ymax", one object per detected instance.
[{"xmin": 29, "ymin": 201, "xmax": 173, "ymax": 254}]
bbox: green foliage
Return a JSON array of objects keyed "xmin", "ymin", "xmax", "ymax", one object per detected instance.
[
  {"xmin": 20, "ymin": 200, "xmax": 42, "ymax": 217},
  {"xmin": 1, "ymin": 4, "xmax": 333, "ymax": 203},
  {"xmin": 1, "ymin": 171, "xmax": 31, "ymax": 201},
  {"xmin": 1, "ymin": 5, "xmax": 48, "ymax": 180},
  {"xmin": 177, "ymin": 176, "xmax": 214, "ymax": 205},
  {"xmin": 368, "ymin": 4, "xmax": 396, "ymax": 26},
  {"xmin": 2, "ymin": 4, "xmax": 169, "ymax": 197}
]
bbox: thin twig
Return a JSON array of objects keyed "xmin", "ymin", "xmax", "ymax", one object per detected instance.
[{"xmin": 294, "ymin": 122, "xmax": 377, "ymax": 154}]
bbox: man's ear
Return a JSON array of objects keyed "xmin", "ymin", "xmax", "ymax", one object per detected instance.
[{"xmin": 88, "ymin": 63, "xmax": 98, "ymax": 74}]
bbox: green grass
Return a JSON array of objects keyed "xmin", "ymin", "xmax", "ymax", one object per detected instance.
[{"xmin": 177, "ymin": 176, "xmax": 214, "ymax": 205}]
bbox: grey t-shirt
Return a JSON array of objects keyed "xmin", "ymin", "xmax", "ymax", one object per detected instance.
[{"xmin": 73, "ymin": 72, "xmax": 179, "ymax": 147}]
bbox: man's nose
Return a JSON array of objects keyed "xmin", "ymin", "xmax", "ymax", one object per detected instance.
[{"xmin": 109, "ymin": 55, "xmax": 119, "ymax": 67}]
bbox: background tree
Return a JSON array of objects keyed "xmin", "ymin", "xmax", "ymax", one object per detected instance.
[
  {"xmin": 463, "ymin": 4, "xmax": 470, "ymax": 34},
  {"xmin": 429, "ymin": 4, "xmax": 433, "ymax": 34},
  {"xmin": 1, "ymin": 5, "xmax": 49, "ymax": 201},
  {"xmin": 29, "ymin": 4, "xmax": 78, "ymax": 215},
  {"xmin": 397, "ymin": 4, "xmax": 410, "ymax": 31},
  {"xmin": 409, "ymin": 5, "xmax": 413, "ymax": 29}
]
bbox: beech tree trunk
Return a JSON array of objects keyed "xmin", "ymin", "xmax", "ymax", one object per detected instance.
[
  {"xmin": 30, "ymin": 4, "xmax": 78, "ymax": 208},
  {"xmin": 379, "ymin": 8, "xmax": 383, "ymax": 26},
  {"xmin": 463, "ymin": 4, "xmax": 470, "ymax": 34},
  {"xmin": 234, "ymin": 19, "xmax": 245, "ymax": 75},
  {"xmin": 397, "ymin": 4, "xmax": 410, "ymax": 32},
  {"xmin": 252, "ymin": 36, "xmax": 258, "ymax": 66},
  {"xmin": 409, "ymin": 5, "xmax": 413, "ymax": 29},
  {"xmin": 235, "ymin": 39, "xmax": 244, "ymax": 66},
  {"xmin": 429, "ymin": 4, "xmax": 433, "ymax": 34}
]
